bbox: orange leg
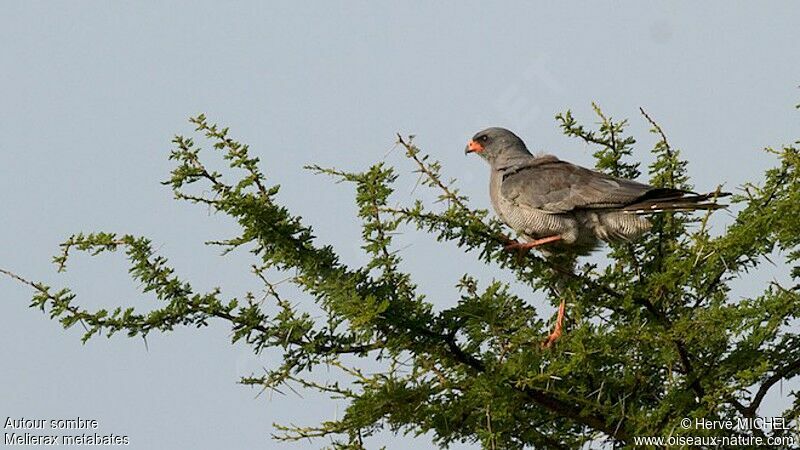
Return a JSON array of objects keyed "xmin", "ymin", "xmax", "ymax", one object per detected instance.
[
  {"xmin": 504, "ymin": 235, "xmax": 562, "ymax": 251},
  {"xmin": 542, "ymin": 298, "xmax": 566, "ymax": 349}
]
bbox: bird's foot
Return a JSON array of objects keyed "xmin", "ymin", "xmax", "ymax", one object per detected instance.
[
  {"xmin": 504, "ymin": 235, "xmax": 562, "ymax": 252},
  {"xmin": 541, "ymin": 298, "xmax": 566, "ymax": 349},
  {"xmin": 503, "ymin": 239, "xmax": 530, "ymax": 261}
]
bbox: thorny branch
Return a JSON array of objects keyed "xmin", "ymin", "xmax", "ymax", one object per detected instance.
[{"xmin": 3, "ymin": 109, "xmax": 798, "ymax": 448}]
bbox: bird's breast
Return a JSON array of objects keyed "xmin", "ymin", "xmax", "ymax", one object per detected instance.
[
  {"xmin": 491, "ymin": 171, "xmax": 576, "ymax": 240},
  {"xmin": 489, "ymin": 171, "xmax": 508, "ymax": 222}
]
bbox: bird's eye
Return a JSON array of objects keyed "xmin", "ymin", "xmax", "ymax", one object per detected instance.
[{"xmin": 479, "ymin": 135, "xmax": 489, "ymax": 142}]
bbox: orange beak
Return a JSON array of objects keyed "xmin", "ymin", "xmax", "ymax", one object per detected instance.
[{"xmin": 465, "ymin": 140, "xmax": 484, "ymax": 154}]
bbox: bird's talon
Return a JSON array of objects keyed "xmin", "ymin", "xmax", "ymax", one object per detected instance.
[
  {"xmin": 541, "ymin": 335, "xmax": 558, "ymax": 349},
  {"xmin": 541, "ymin": 298, "xmax": 567, "ymax": 349},
  {"xmin": 503, "ymin": 240, "xmax": 526, "ymax": 250},
  {"xmin": 504, "ymin": 235, "xmax": 563, "ymax": 253}
]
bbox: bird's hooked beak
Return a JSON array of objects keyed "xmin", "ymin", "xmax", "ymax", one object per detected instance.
[{"xmin": 465, "ymin": 140, "xmax": 484, "ymax": 155}]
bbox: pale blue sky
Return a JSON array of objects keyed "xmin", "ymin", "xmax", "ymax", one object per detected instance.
[{"xmin": 1, "ymin": 2, "xmax": 798, "ymax": 449}]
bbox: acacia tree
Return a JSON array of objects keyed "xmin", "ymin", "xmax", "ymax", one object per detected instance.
[{"xmin": 3, "ymin": 105, "xmax": 799, "ymax": 449}]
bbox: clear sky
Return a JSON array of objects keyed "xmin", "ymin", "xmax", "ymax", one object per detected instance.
[{"xmin": 1, "ymin": 2, "xmax": 798, "ymax": 449}]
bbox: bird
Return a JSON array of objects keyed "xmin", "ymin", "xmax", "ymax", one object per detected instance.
[{"xmin": 465, "ymin": 127, "xmax": 728, "ymax": 347}]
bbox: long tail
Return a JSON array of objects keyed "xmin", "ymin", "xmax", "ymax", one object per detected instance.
[{"xmin": 621, "ymin": 190, "xmax": 732, "ymax": 215}]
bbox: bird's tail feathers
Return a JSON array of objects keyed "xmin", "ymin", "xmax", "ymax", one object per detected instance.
[{"xmin": 622, "ymin": 191, "xmax": 731, "ymax": 215}]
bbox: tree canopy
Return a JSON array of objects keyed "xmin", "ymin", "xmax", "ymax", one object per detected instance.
[{"xmin": 4, "ymin": 105, "xmax": 800, "ymax": 449}]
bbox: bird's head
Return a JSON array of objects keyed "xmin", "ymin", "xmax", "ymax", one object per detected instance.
[{"xmin": 465, "ymin": 127, "xmax": 531, "ymax": 168}]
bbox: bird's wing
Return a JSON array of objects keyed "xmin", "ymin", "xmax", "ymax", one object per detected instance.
[{"xmin": 500, "ymin": 157, "xmax": 676, "ymax": 213}]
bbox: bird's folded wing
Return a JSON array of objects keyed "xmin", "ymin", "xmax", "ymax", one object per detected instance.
[{"xmin": 500, "ymin": 158, "xmax": 674, "ymax": 213}]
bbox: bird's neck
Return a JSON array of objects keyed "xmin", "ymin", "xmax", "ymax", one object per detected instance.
[{"xmin": 493, "ymin": 149, "xmax": 536, "ymax": 172}]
